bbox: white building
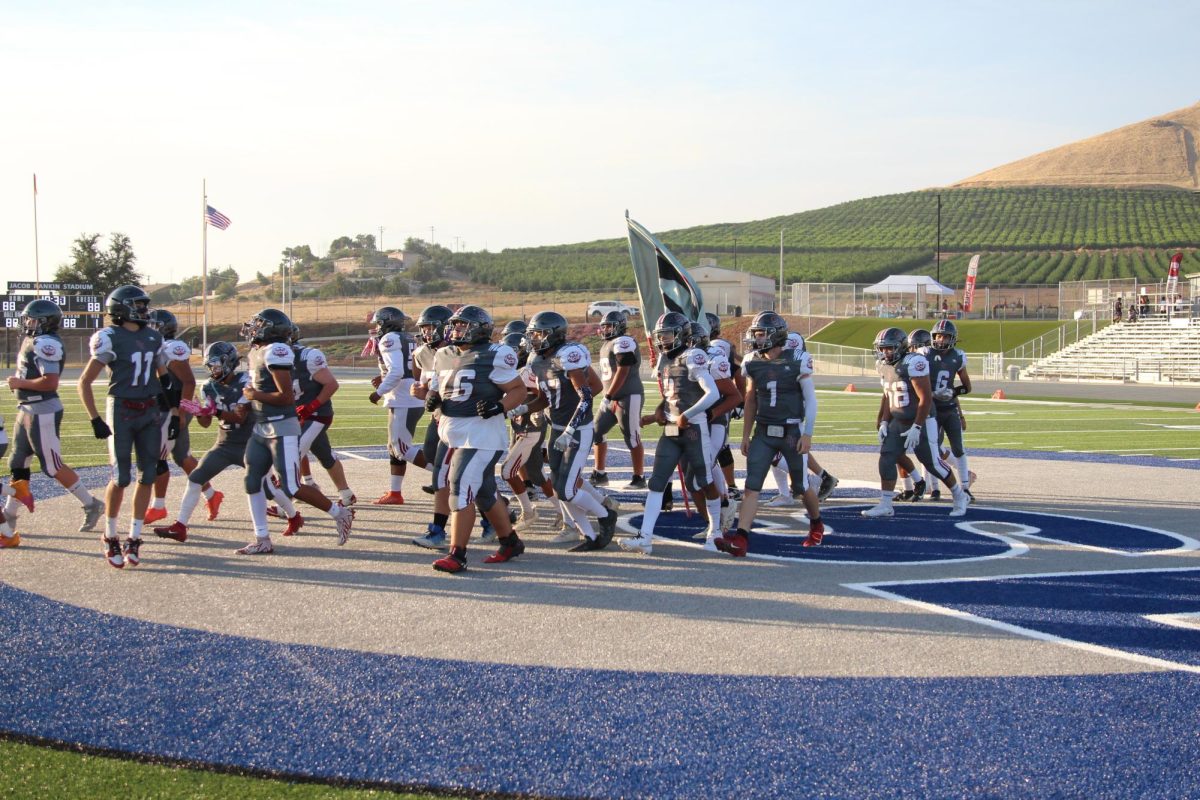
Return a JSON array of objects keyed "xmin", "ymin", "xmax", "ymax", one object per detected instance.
[{"xmin": 692, "ymin": 259, "xmax": 776, "ymax": 317}]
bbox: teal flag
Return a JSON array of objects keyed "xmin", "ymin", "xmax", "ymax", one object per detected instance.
[{"xmin": 626, "ymin": 215, "xmax": 704, "ymax": 329}]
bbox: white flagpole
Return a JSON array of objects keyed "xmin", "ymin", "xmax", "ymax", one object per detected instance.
[
  {"xmin": 33, "ymin": 174, "xmax": 41, "ymax": 292},
  {"xmin": 778, "ymin": 227, "xmax": 785, "ymax": 312},
  {"xmin": 202, "ymin": 180, "xmax": 209, "ymax": 353}
]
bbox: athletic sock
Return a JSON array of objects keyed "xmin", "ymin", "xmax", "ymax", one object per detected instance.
[
  {"xmin": 516, "ymin": 491, "xmax": 534, "ymax": 515},
  {"xmin": 705, "ymin": 496, "xmax": 722, "ymax": 539},
  {"xmin": 571, "ymin": 487, "xmax": 607, "ymax": 518},
  {"xmin": 390, "ymin": 475, "xmax": 404, "ymax": 492},
  {"xmin": 178, "ymin": 481, "xmax": 203, "ymax": 526},
  {"xmin": 956, "ymin": 455, "xmax": 970, "ymax": 487},
  {"xmin": 275, "ymin": 493, "xmax": 298, "ymax": 518},
  {"xmin": 106, "ymin": 517, "xmax": 119, "ymax": 539},
  {"xmin": 340, "ymin": 488, "xmax": 355, "ymax": 504},
  {"xmin": 151, "ymin": 497, "xmax": 166, "ymax": 510},
  {"xmin": 902, "ymin": 475, "xmax": 914, "ymax": 491},
  {"xmin": 203, "ymin": 486, "xmax": 216, "ymax": 499},
  {"xmin": 879, "ymin": 491, "xmax": 894, "ymax": 508},
  {"xmin": 67, "ymin": 481, "xmax": 94, "ymax": 507},
  {"xmin": 129, "ymin": 519, "xmax": 143, "ymax": 540},
  {"xmin": 248, "ymin": 492, "xmax": 269, "ymax": 538},
  {"xmin": 640, "ymin": 491, "xmax": 664, "ymax": 537}
]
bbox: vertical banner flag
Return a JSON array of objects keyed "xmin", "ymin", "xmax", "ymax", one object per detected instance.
[
  {"xmin": 1166, "ymin": 252, "xmax": 1182, "ymax": 300},
  {"xmin": 626, "ymin": 215, "xmax": 704, "ymax": 329},
  {"xmin": 205, "ymin": 205, "xmax": 232, "ymax": 230},
  {"xmin": 962, "ymin": 254, "xmax": 980, "ymax": 313}
]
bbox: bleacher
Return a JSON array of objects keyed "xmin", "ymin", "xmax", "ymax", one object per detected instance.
[{"xmin": 1023, "ymin": 317, "xmax": 1200, "ymax": 383}]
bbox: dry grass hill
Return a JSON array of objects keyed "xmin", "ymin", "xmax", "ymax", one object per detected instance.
[{"xmin": 954, "ymin": 101, "xmax": 1200, "ymax": 190}]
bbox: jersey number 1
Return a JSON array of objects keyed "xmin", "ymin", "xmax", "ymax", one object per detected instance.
[{"xmin": 130, "ymin": 352, "xmax": 156, "ymax": 386}]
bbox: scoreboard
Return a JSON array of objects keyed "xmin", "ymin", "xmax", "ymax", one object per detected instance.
[{"xmin": 2, "ymin": 282, "xmax": 104, "ymax": 330}]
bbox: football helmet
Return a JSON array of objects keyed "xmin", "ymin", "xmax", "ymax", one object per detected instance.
[
  {"xmin": 241, "ymin": 308, "xmax": 293, "ymax": 344},
  {"xmin": 598, "ymin": 310, "xmax": 627, "ymax": 340},
  {"xmin": 745, "ymin": 311, "xmax": 788, "ymax": 353},
  {"xmin": 652, "ymin": 312, "xmax": 691, "ymax": 358},
  {"xmin": 527, "ymin": 310, "xmax": 569, "ymax": 354},
  {"xmin": 687, "ymin": 320, "xmax": 711, "ymax": 350},
  {"xmin": 369, "ymin": 306, "xmax": 408, "ymax": 336},
  {"xmin": 416, "ymin": 305, "xmax": 454, "ymax": 345},
  {"xmin": 502, "ymin": 332, "xmax": 529, "ymax": 368},
  {"xmin": 932, "ymin": 319, "xmax": 958, "ymax": 351},
  {"xmin": 289, "ymin": 324, "xmax": 302, "ymax": 344},
  {"xmin": 874, "ymin": 327, "xmax": 908, "ymax": 365},
  {"xmin": 908, "ymin": 328, "xmax": 932, "ymax": 351},
  {"xmin": 147, "ymin": 309, "xmax": 179, "ymax": 340},
  {"xmin": 447, "ymin": 305, "xmax": 494, "ymax": 345},
  {"xmin": 106, "ymin": 285, "xmax": 151, "ymax": 325},
  {"xmin": 19, "ymin": 299, "xmax": 62, "ymax": 336},
  {"xmin": 204, "ymin": 341, "xmax": 240, "ymax": 379},
  {"xmin": 501, "ymin": 319, "xmax": 528, "ymax": 337},
  {"xmin": 705, "ymin": 312, "xmax": 722, "ymax": 338}
]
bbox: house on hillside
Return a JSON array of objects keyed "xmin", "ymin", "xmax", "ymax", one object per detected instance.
[
  {"xmin": 692, "ymin": 259, "xmax": 776, "ymax": 317},
  {"xmin": 334, "ymin": 250, "xmax": 423, "ymax": 275}
]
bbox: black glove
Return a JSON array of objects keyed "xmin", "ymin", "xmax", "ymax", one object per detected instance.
[
  {"xmin": 476, "ymin": 399, "xmax": 504, "ymax": 419},
  {"xmin": 167, "ymin": 415, "xmax": 181, "ymax": 440},
  {"xmin": 91, "ymin": 416, "xmax": 112, "ymax": 439},
  {"xmin": 425, "ymin": 391, "xmax": 442, "ymax": 413},
  {"xmin": 156, "ymin": 393, "xmax": 170, "ymax": 412}
]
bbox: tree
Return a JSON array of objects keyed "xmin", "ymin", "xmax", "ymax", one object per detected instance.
[
  {"xmin": 54, "ymin": 233, "xmax": 142, "ymax": 294},
  {"xmin": 256, "ymin": 271, "xmax": 270, "ymax": 286},
  {"xmin": 404, "ymin": 237, "xmax": 430, "ymax": 257}
]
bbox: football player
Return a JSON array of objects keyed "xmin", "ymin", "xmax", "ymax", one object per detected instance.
[
  {"xmin": 367, "ymin": 306, "xmax": 421, "ymax": 505},
  {"xmin": 499, "ymin": 331, "xmax": 558, "ymax": 530},
  {"xmin": 77, "ymin": 285, "xmax": 168, "ymax": 568},
  {"xmin": 926, "ymin": 319, "xmax": 974, "ymax": 501},
  {"xmin": 290, "ymin": 325, "xmax": 356, "ymax": 506},
  {"xmin": 590, "ymin": 310, "xmax": 647, "ymax": 489},
  {"xmin": 706, "ymin": 312, "xmax": 746, "ymax": 501},
  {"xmin": 861, "ymin": 327, "xmax": 968, "ymax": 519},
  {"xmin": 407, "ymin": 305, "xmax": 456, "ymax": 549},
  {"xmin": 2, "ymin": 299, "xmax": 105, "ymax": 547}
]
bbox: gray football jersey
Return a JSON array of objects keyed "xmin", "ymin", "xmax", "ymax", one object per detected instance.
[
  {"xmin": 598, "ymin": 335, "xmax": 643, "ymax": 400},
  {"xmin": 292, "ymin": 345, "xmax": 333, "ymax": 416},
  {"xmin": 659, "ymin": 347, "xmax": 711, "ymax": 420},
  {"xmin": 203, "ymin": 372, "xmax": 253, "ymax": 446},
  {"xmin": 438, "ymin": 342, "xmax": 509, "ymax": 419},
  {"xmin": 248, "ymin": 341, "xmax": 299, "ymax": 426},
  {"xmin": 877, "ymin": 353, "xmax": 930, "ymax": 422},
  {"xmin": 925, "ymin": 347, "xmax": 967, "ymax": 410},
  {"xmin": 744, "ymin": 353, "xmax": 808, "ymax": 425},
  {"xmin": 16, "ymin": 334, "xmax": 64, "ymax": 413},
  {"xmin": 530, "ymin": 342, "xmax": 593, "ymax": 428},
  {"xmin": 413, "ymin": 341, "xmax": 441, "ymax": 377},
  {"xmin": 89, "ymin": 325, "xmax": 165, "ymax": 399}
]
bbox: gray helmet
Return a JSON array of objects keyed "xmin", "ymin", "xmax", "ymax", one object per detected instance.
[
  {"xmin": 147, "ymin": 309, "xmax": 179, "ymax": 340},
  {"xmin": 908, "ymin": 328, "xmax": 932, "ymax": 351},
  {"xmin": 204, "ymin": 341, "xmax": 240, "ymax": 379},
  {"xmin": 369, "ymin": 306, "xmax": 408, "ymax": 336},
  {"xmin": 242, "ymin": 307, "xmax": 293, "ymax": 344},
  {"xmin": 416, "ymin": 304, "xmax": 454, "ymax": 345},
  {"xmin": 687, "ymin": 320, "xmax": 711, "ymax": 350},
  {"xmin": 745, "ymin": 311, "xmax": 788, "ymax": 353},
  {"xmin": 20, "ymin": 299, "xmax": 62, "ymax": 336},
  {"xmin": 598, "ymin": 310, "xmax": 627, "ymax": 340},
  {"xmin": 106, "ymin": 285, "xmax": 151, "ymax": 325},
  {"xmin": 705, "ymin": 312, "xmax": 722, "ymax": 338},
  {"xmin": 501, "ymin": 319, "xmax": 528, "ymax": 337},
  {"xmin": 447, "ymin": 305, "xmax": 494, "ymax": 346},
  {"xmin": 502, "ymin": 331, "xmax": 528, "ymax": 367},
  {"xmin": 931, "ymin": 319, "xmax": 958, "ymax": 350},
  {"xmin": 527, "ymin": 310, "xmax": 569, "ymax": 354},
  {"xmin": 652, "ymin": 312, "xmax": 691, "ymax": 358},
  {"xmin": 874, "ymin": 327, "xmax": 908, "ymax": 364}
]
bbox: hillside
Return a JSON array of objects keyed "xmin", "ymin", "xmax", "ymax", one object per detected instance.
[{"xmin": 956, "ymin": 102, "xmax": 1200, "ymax": 189}]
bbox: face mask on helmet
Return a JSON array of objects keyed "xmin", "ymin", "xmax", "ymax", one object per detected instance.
[{"xmin": 873, "ymin": 328, "xmax": 908, "ymax": 364}]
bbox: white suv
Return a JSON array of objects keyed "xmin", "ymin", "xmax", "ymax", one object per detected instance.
[{"xmin": 586, "ymin": 300, "xmax": 639, "ymax": 320}]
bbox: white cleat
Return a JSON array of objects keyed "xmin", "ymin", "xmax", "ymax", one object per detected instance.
[
  {"xmin": 334, "ymin": 504, "xmax": 353, "ymax": 545},
  {"xmin": 703, "ymin": 538, "xmax": 719, "ymax": 553},
  {"xmin": 620, "ymin": 534, "xmax": 653, "ymax": 554},
  {"xmin": 236, "ymin": 537, "xmax": 274, "ymax": 555},
  {"xmin": 515, "ymin": 508, "xmax": 540, "ymax": 532},
  {"xmin": 949, "ymin": 496, "xmax": 969, "ymax": 517},
  {"xmin": 549, "ymin": 528, "xmax": 581, "ymax": 544},
  {"xmin": 550, "ymin": 512, "xmax": 566, "ymax": 532},
  {"xmin": 861, "ymin": 503, "xmax": 894, "ymax": 518},
  {"xmin": 765, "ymin": 494, "xmax": 796, "ymax": 508},
  {"xmin": 719, "ymin": 501, "xmax": 737, "ymax": 533}
]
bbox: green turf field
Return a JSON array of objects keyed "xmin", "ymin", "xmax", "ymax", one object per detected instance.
[
  {"xmin": 807, "ymin": 318, "xmax": 1068, "ymax": 353},
  {"xmin": 32, "ymin": 379, "xmax": 1200, "ymax": 467}
]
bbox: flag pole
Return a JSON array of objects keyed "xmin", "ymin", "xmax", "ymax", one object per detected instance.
[
  {"xmin": 202, "ymin": 180, "xmax": 209, "ymax": 353},
  {"xmin": 33, "ymin": 174, "xmax": 41, "ymax": 292}
]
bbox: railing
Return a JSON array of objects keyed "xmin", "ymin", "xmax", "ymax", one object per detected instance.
[{"xmin": 1004, "ymin": 318, "xmax": 1108, "ymax": 363}]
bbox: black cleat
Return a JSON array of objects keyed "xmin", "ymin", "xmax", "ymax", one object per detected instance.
[
  {"xmin": 896, "ymin": 490, "xmax": 915, "ymax": 502},
  {"xmin": 930, "ymin": 488, "xmax": 942, "ymax": 501},
  {"xmin": 596, "ymin": 508, "xmax": 618, "ymax": 548},
  {"xmin": 569, "ymin": 536, "xmax": 607, "ymax": 552},
  {"xmin": 817, "ymin": 472, "xmax": 839, "ymax": 502},
  {"xmin": 588, "ymin": 470, "xmax": 609, "ymax": 487},
  {"xmin": 625, "ymin": 475, "xmax": 647, "ymax": 490},
  {"xmin": 912, "ymin": 479, "xmax": 927, "ymax": 501}
]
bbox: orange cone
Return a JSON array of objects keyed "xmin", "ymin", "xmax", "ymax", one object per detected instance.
[
  {"xmin": 844, "ymin": 384, "xmax": 857, "ymax": 392},
  {"xmin": 991, "ymin": 389, "xmax": 1006, "ymax": 400}
]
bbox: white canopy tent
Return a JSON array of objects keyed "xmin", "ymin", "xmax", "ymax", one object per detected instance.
[{"xmin": 861, "ymin": 275, "xmax": 956, "ymax": 296}]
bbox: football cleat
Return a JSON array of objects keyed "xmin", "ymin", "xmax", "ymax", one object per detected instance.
[
  {"xmin": 568, "ymin": 535, "xmax": 607, "ymax": 553},
  {"xmin": 515, "ymin": 508, "xmax": 539, "ymax": 531},
  {"xmin": 373, "ymin": 491, "xmax": 405, "ymax": 505},
  {"xmin": 0, "ymin": 532, "xmax": 20, "ymax": 548},
  {"xmin": 266, "ymin": 505, "xmax": 285, "ymax": 519},
  {"xmin": 412, "ymin": 525, "xmax": 448, "ymax": 550},
  {"xmin": 483, "ymin": 536, "xmax": 525, "ymax": 564},
  {"xmin": 861, "ymin": 503, "xmax": 894, "ymax": 518},
  {"xmin": 802, "ymin": 520, "xmax": 825, "ymax": 547},
  {"xmin": 625, "ymin": 475, "xmax": 647, "ymax": 490},
  {"xmin": 930, "ymin": 489, "xmax": 942, "ymax": 501},
  {"xmin": 122, "ymin": 538, "xmax": 142, "ymax": 567},
  {"xmin": 911, "ymin": 479, "xmax": 927, "ymax": 501},
  {"xmin": 619, "ymin": 534, "xmax": 653, "ymax": 555},
  {"xmin": 714, "ymin": 531, "xmax": 748, "ymax": 557},
  {"xmin": 283, "ymin": 513, "xmax": 305, "ymax": 536},
  {"xmin": 588, "ymin": 470, "xmax": 609, "ymax": 487},
  {"xmin": 433, "ymin": 552, "xmax": 467, "ymax": 573},
  {"xmin": 421, "ymin": 484, "xmax": 437, "ymax": 495},
  {"xmin": 103, "ymin": 536, "xmax": 124, "ymax": 568},
  {"xmin": 702, "ymin": 538, "xmax": 719, "ymax": 553},
  {"xmin": 726, "ymin": 487, "xmax": 742, "ymax": 501},
  {"xmin": 206, "ymin": 490, "xmax": 225, "ymax": 521},
  {"xmin": 79, "ymin": 499, "xmax": 106, "ymax": 532},
  {"xmin": 719, "ymin": 501, "xmax": 737, "ymax": 533},
  {"xmin": 817, "ymin": 472, "xmax": 839, "ymax": 502},
  {"xmin": 765, "ymin": 494, "xmax": 796, "ymax": 508},
  {"xmin": 597, "ymin": 508, "xmax": 619, "ymax": 548},
  {"xmin": 549, "ymin": 528, "xmax": 581, "ymax": 544},
  {"xmin": 478, "ymin": 517, "xmax": 497, "ymax": 544},
  {"xmin": 661, "ymin": 492, "xmax": 674, "ymax": 512},
  {"xmin": 965, "ymin": 487, "xmax": 976, "ymax": 505},
  {"xmin": 895, "ymin": 490, "xmax": 914, "ymax": 502},
  {"xmin": 143, "ymin": 507, "xmax": 168, "ymax": 524},
  {"xmin": 10, "ymin": 480, "xmax": 34, "ymax": 513},
  {"xmin": 154, "ymin": 522, "xmax": 188, "ymax": 542},
  {"xmin": 333, "ymin": 504, "xmax": 353, "ymax": 545},
  {"xmin": 949, "ymin": 495, "xmax": 969, "ymax": 518},
  {"xmin": 236, "ymin": 538, "xmax": 274, "ymax": 555}
]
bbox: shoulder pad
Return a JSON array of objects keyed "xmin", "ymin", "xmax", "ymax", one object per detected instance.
[
  {"xmin": 614, "ymin": 336, "xmax": 639, "ymax": 353},
  {"xmin": 164, "ymin": 340, "xmax": 191, "ymax": 361},
  {"xmin": 560, "ymin": 343, "xmax": 589, "ymax": 368},
  {"xmin": 89, "ymin": 328, "xmax": 114, "ymax": 357},
  {"xmin": 266, "ymin": 343, "xmax": 295, "ymax": 367},
  {"xmin": 496, "ymin": 344, "xmax": 520, "ymax": 371},
  {"xmin": 34, "ymin": 336, "xmax": 65, "ymax": 362},
  {"xmin": 378, "ymin": 332, "xmax": 401, "ymax": 351},
  {"xmin": 305, "ymin": 348, "xmax": 328, "ymax": 371},
  {"xmin": 904, "ymin": 353, "xmax": 929, "ymax": 375},
  {"xmin": 688, "ymin": 348, "xmax": 708, "ymax": 367}
]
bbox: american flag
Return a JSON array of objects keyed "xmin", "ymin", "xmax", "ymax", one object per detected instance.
[{"xmin": 205, "ymin": 205, "xmax": 232, "ymax": 230}]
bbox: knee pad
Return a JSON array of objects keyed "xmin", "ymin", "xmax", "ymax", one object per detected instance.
[
  {"xmin": 115, "ymin": 476, "xmax": 132, "ymax": 488},
  {"xmin": 389, "ymin": 455, "xmax": 404, "ymax": 468},
  {"xmin": 717, "ymin": 445, "xmax": 734, "ymax": 468},
  {"xmin": 157, "ymin": 459, "xmax": 169, "ymax": 476},
  {"xmin": 879, "ymin": 454, "xmax": 898, "ymax": 482},
  {"xmin": 12, "ymin": 467, "xmax": 32, "ymax": 482}
]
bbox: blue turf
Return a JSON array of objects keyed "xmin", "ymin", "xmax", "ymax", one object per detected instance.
[{"xmin": 1, "ymin": 582, "xmax": 1198, "ymax": 798}]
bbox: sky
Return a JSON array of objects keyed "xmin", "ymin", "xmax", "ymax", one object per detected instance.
[{"xmin": 2, "ymin": 0, "xmax": 1198, "ymax": 288}]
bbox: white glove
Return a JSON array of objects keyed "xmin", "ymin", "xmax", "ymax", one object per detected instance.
[
  {"xmin": 598, "ymin": 397, "xmax": 612, "ymax": 416},
  {"xmin": 902, "ymin": 425, "xmax": 922, "ymax": 450},
  {"xmin": 933, "ymin": 387, "xmax": 955, "ymax": 403},
  {"xmin": 878, "ymin": 422, "xmax": 889, "ymax": 444},
  {"xmin": 553, "ymin": 427, "xmax": 576, "ymax": 452},
  {"xmin": 506, "ymin": 403, "xmax": 529, "ymax": 420}
]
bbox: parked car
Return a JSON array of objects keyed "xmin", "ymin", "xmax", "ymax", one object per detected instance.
[{"xmin": 586, "ymin": 300, "xmax": 639, "ymax": 320}]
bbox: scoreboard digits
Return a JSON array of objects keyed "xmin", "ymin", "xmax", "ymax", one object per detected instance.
[{"xmin": 2, "ymin": 283, "xmax": 104, "ymax": 329}]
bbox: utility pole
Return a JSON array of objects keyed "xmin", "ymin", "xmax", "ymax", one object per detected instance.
[
  {"xmin": 379, "ymin": 225, "xmax": 385, "ymax": 253},
  {"xmin": 733, "ymin": 235, "xmax": 739, "ymax": 272},
  {"xmin": 429, "ymin": 226, "xmax": 435, "ymax": 246}
]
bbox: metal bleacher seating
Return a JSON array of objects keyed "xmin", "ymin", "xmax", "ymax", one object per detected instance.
[{"xmin": 1024, "ymin": 317, "xmax": 1200, "ymax": 383}]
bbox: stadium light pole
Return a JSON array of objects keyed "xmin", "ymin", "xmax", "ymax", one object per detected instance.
[{"xmin": 936, "ymin": 193, "xmax": 942, "ymax": 286}]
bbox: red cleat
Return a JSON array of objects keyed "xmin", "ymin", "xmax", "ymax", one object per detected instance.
[
  {"xmin": 483, "ymin": 536, "xmax": 525, "ymax": 564},
  {"xmin": 802, "ymin": 520, "xmax": 825, "ymax": 547},
  {"xmin": 144, "ymin": 507, "xmax": 168, "ymax": 524},
  {"xmin": 433, "ymin": 553, "xmax": 467, "ymax": 573},
  {"xmin": 206, "ymin": 490, "xmax": 224, "ymax": 521},
  {"xmin": 266, "ymin": 505, "xmax": 285, "ymax": 519},
  {"xmin": 10, "ymin": 480, "xmax": 34, "ymax": 513},
  {"xmin": 714, "ymin": 531, "xmax": 748, "ymax": 557},
  {"xmin": 373, "ymin": 491, "xmax": 405, "ymax": 505},
  {"xmin": 283, "ymin": 513, "xmax": 304, "ymax": 536},
  {"xmin": 154, "ymin": 521, "xmax": 188, "ymax": 542}
]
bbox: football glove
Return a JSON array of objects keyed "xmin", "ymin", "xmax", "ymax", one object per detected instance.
[
  {"xmin": 933, "ymin": 387, "xmax": 955, "ymax": 403},
  {"xmin": 730, "ymin": 406, "xmax": 744, "ymax": 420},
  {"xmin": 901, "ymin": 425, "xmax": 922, "ymax": 450},
  {"xmin": 425, "ymin": 391, "xmax": 442, "ymax": 413},
  {"xmin": 476, "ymin": 399, "xmax": 504, "ymax": 419},
  {"xmin": 553, "ymin": 427, "xmax": 575, "ymax": 452},
  {"xmin": 506, "ymin": 403, "xmax": 529, "ymax": 420},
  {"xmin": 91, "ymin": 416, "xmax": 112, "ymax": 439},
  {"xmin": 167, "ymin": 415, "xmax": 181, "ymax": 441},
  {"xmin": 297, "ymin": 400, "xmax": 321, "ymax": 421},
  {"xmin": 878, "ymin": 421, "xmax": 888, "ymax": 444}
]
